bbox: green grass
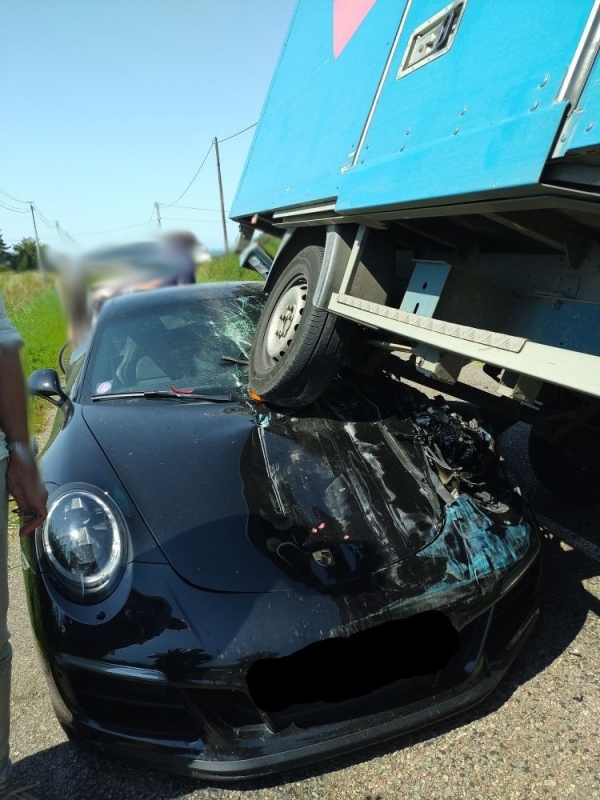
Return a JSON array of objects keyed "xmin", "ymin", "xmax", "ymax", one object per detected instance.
[
  {"xmin": 196, "ymin": 253, "xmax": 264, "ymax": 284},
  {"xmin": 4, "ymin": 283, "xmax": 67, "ymax": 438},
  {"xmin": 0, "ymin": 270, "xmax": 46, "ymax": 310},
  {"xmin": 258, "ymin": 234, "xmax": 281, "ymax": 258}
]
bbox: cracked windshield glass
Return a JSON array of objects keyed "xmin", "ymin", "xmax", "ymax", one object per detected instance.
[{"xmin": 82, "ymin": 287, "xmax": 264, "ymax": 400}]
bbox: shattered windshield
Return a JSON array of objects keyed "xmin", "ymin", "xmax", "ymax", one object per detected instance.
[{"xmin": 81, "ymin": 285, "xmax": 264, "ymax": 402}]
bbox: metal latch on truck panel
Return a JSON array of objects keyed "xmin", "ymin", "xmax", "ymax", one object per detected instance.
[{"xmin": 398, "ymin": 1, "xmax": 467, "ymax": 79}]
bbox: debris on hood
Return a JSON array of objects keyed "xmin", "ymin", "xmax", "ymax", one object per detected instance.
[{"xmin": 320, "ymin": 368, "xmax": 517, "ymax": 513}]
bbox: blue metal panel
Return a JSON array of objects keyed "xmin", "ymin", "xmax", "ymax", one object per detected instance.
[
  {"xmin": 507, "ymin": 296, "xmax": 600, "ymax": 355},
  {"xmin": 336, "ymin": 0, "xmax": 594, "ymax": 214},
  {"xmin": 399, "ymin": 261, "xmax": 450, "ymax": 317},
  {"xmin": 231, "ymin": 0, "xmax": 408, "ymax": 219},
  {"xmin": 556, "ymin": 47, "xmax": 600, "ymax": 155}
]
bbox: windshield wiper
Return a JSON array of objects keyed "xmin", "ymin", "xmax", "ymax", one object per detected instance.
[
  {"xmin": 92, "ymin": 390, "xmax": 231, "ymax": 403},
  {"xmin": 220, "ymin": 354, "xmax": 249, "ymax": 365}
]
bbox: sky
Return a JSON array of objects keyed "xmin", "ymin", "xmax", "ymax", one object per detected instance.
[{"xmin": 0, "ymin": 0, "xmax": 297, "ymax": 255}]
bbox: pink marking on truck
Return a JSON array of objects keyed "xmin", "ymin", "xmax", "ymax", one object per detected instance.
[{"xmin": 333, "ymin": 0, "xmax": 377, "ymax": 59}]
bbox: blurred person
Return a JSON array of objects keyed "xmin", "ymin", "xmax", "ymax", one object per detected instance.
[
  {"xmin": 160, "ymin": 231, "xmax": 198, "ymax": 285},
  {"xmin": 57, "ymin": 253, "xmax": 92, "ymax": 349},
  {"xmin": 0, "ymin": 293, "xmax": 48, "ymax": 800},
  {"xmin": 54, "ymin": 232, "xmax": 200, "ymax": 347}
]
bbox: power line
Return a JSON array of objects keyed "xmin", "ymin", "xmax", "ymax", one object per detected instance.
[
  {"xmin": 218, "ymin": 122, "xmax": 257, "ymax": 143},
  {"xmin": 0, "ymin": 117, "xmax": 258, "ymax": 242},
  {"xmin": 0, "ymin": 201, "xmax": 29, "ymax": 214},
  {"xmin": 160, "ymin": 119, "xmax": 257, "ymax": 209},
  {"xmin": 32, "ymin": 206, "xmax": 55, "ymax": 228},
  {"xmin": 0, "ymin": 187, "xmax": 32, "ymax": 205},
  {"xmin": 34, "ymin": 234, "xmax": 62, "ymax": 243},
  {"xmin": 168, "ymin": 204, "xmax": 221, "ymax": 212},
  {"xmin": 162, "ymin": 141, "xmax": 214, "ymax": 208},
  {"xmin": 75, "ymin": 220, "xmax": 156, "ymax": 236},
  {"xmin": 160, "ymin": 217, "xmax": 224, "ymax": 224},
  {"xmin": 55, "ymin": 221, "xmax": 79, "ymax": 246}
]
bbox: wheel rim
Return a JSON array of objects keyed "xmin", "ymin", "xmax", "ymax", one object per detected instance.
[{"xmin": 264, "ymin": 277, "xmax": 308, "ymax": 364}]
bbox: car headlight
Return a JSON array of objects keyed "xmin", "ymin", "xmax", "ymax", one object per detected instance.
[{"xmin": 38, "ymin": 484, "xmax": 129, "ymax": 603}]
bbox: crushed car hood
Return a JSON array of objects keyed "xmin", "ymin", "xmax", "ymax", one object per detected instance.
[{"xmin": 81, "ymin": 399, "xmax": 443, "ymax": 592}]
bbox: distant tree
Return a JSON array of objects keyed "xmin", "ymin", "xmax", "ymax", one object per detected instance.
[
  {"xmin": 11, "ymin": 237, "xmax": 40, "ymax": 272},
  {"xmin": 0, "ymin": 232, "xmax": 11, "ymax": 270}
]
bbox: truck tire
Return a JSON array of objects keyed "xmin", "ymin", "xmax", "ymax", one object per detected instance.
[
  {"xmin": 249, "ymin": 244, "xmax": 353, "ymax": 407},
  {"xmin": 528, "ymin": 427, "xmax": 600, "ymax": 505}
]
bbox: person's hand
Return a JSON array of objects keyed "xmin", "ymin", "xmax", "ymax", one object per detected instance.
[{"xmin": 7, "ymin": 449, "xmax": 48, "ymax": 536}]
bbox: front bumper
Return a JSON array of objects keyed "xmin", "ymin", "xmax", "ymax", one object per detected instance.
[{"xmin": 45, "ymin": 552, "xmax": 541, "ymax": 779}]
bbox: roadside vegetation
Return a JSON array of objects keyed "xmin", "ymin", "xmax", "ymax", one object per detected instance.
[
  {"xmin": 0, "ymin": 270, "xmax": 46, "ymax": 310},
  {"xmin": 1, "ymin": 272, "xmax": 66, "ymax": 438},
  {"xmin": 257, "ymin": 233, "xmax": 280, "ymax": 257},
  {"xmin": 196, "ymin": 233, "xmax": 279, "ymax": 283},
  {"xmin": 196, "ymin": 253, "xmax": 264, "ymax": 284}
]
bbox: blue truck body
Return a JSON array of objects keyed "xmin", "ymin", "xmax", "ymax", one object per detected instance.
[
  {"xmin": 232, "ymin": 0, "xmax": 600, "ymax": 496},
  {"xmin": 233, "ymin": 0, "xmax": 598, "ymax": 218}
]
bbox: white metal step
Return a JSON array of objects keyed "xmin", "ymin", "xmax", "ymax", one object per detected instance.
[{"xmin": 329, "ymin": 292, "xmax": 600, "ymax": 399}]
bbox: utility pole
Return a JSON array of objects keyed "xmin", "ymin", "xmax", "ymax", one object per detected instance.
[
  {"xmin": 29, "ymin": 203, "xmax": 45, "ymax": 280},
  {"xmin": 214, "ymin": 136, "xmax": 229, "ymax": 254},
  {"xmin": 154, "ymin": 202, "xmax": 162, "ymax": 230}
]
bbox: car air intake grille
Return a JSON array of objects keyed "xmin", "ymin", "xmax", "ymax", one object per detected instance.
[
  {"xmin": 64, "ymin": 670, "xmax": 202, "ymax": 740},
  {"xmin": 184, "ymin": 687, "xmax": 264, "ymax": 729}
]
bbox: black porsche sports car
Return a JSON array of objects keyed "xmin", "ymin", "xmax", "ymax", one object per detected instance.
[{"xmin": 24, "ymin": 281, "xmax": 540, "ymax": 779}]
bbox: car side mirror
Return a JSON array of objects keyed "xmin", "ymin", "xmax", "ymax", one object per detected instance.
[
  {"xmin": 239, "ymin": 244, "xmax": 273, "ymax": 279},
  {"xmin": 28, "ymin": 369, "xmax": 70, "ymax": 407}
]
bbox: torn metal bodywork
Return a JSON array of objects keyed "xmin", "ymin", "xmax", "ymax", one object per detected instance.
[
  {"xmin": 241, "ymin": 375, "xmax": 535, "ymax": 612},
  {"xmin": 24, "ymin": 282, "xmax": 540, "ymax": 779}
]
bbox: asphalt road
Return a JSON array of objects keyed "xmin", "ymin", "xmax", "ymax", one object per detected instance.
[{"xmin": 6, "ymin": 373, "xmax": 600, "ymax": 799}]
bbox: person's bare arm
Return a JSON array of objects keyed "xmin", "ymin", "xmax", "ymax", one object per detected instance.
[{"xmin": 0, "ymin": 345, "xmax": 48, "ymax": 535}]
